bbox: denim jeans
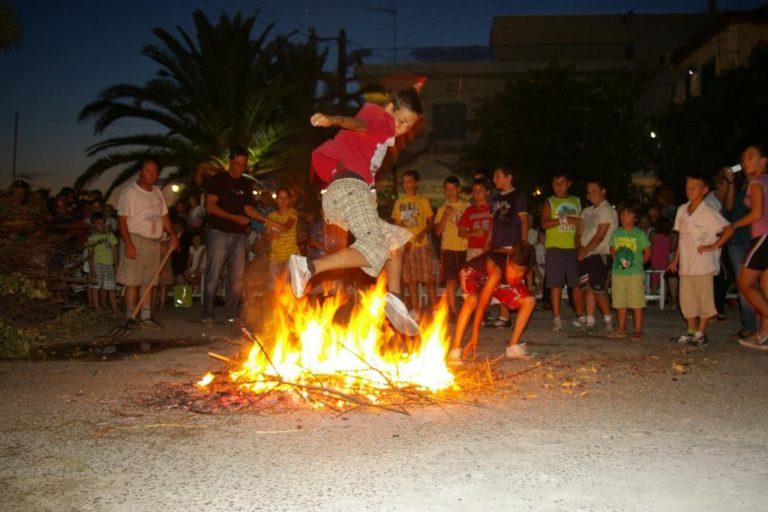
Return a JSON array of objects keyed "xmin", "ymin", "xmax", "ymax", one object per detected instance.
[
  {"xmin": 203, "ymin": 229, "xmax": 247, "ymax": 321},
  {"xmin": 727, "ymin": 239, "xmax": 757, "ymax": 333}
]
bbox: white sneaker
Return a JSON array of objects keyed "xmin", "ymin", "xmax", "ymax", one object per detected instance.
[
  {"xmin": 447, "ymin": 348, "xmax": 463, "ymax": 365},
  {"xmin": 506, "ymin": 343, "xmax": 530, "ymax": 360},
  {"xmin": 604, "ymin": 318, "xmax": 614, "ymax": 333},
  {"xmin": 739, "ymin": 332, "xmax": 768, "ymax": 351},
  {"xmin": 287, "ymin": 255, "xmax": 311, "ymax": 298},
  {"xmin": 551, "ymin": 317, "xmax": 564, "ymax": 332},
  {"xmin": 572, "ymin": 316, "xmax": 587, "ymax": 328},
  {"xmin": 384, "ymin": 292, "xmax": 420, "ymax": 336}
]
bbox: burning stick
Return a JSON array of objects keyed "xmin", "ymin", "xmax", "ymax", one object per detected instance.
[
  {"xmin": 207, "ymin": 352, "xmax": 234, "ymax": 364},
  {"xmin": 241, "ymin": 327, "xmax": 283, "ymax": 379}
]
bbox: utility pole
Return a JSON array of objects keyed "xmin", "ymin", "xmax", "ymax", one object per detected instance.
[
  {"xmin": 12, "ymin": 112, "xmax": 18, "ymax": 184},
  {"xmin": 366, "ymin": 7, "xmax": 397, "ymax": 64}
]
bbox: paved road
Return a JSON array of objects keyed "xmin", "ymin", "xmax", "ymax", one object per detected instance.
[{"xmin": 0, "ymin": 306, "xmax": 766, "ymax": 511}]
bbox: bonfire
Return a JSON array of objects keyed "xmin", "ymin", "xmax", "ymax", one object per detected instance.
[{"xmin": 197, "ymin": 277, "xmax": 458, "ymax": 413}]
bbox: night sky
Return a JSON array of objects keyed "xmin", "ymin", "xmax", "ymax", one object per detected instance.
[{"xmin": 1, "ymin": 0, "xmax": 764, "ymax": 192}]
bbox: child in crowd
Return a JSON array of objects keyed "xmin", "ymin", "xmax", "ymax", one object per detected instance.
[
  {"xmin": 448, "ymin": 243, "xmax": 536, "ymax": 363},
  {"xmin": 267, "ymin": 188, "xmax": 300, "ymax": 291},
  {"xmin": 650, "ymin": 217, "xmax": 672, "ymax": 296},
  {"xmin": 574, "ymin": 179, "xmax": 618, "ymax": 332},
  {"xmin": 458, "ymin": 178, "xmax": 492, "ymax": 261},
  {"xmin": 392, "ymin": 169, "xmax": 436, "ymax": 318},
  {"xmin": 485, "ymin": 165, "xmax": 529, "ymax": 328},
  {"xmin": 287, "ymin": 88, "xmax": 423, "ymax": 335},
  {"xmin": 672, "ymin": 174, "xmax": 730, "ymax": 345},
  {"xmin": 187, "ymin": 233, "xmax": 206, "ymax": 294},
  {"xmin": 87, "ymin": 213, "xmax": 119, "ymax": 311},
  {"xmin": 156, "ymin": 234, "xmax": 175, "ymax": 310},
  {"xmin": 435, "ymin": 176, "xmax": 469, "ymax": 320},
  {"xmin": 540, "ymin": 173, "xmax": 581, "ymax": 331},
  {"xmin": 609, "ymin": 204, "xmax": 651, "ymax": 339}
]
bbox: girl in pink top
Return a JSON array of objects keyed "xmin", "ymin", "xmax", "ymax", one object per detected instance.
[{"xmin": 704, "ymin": 144, "xmax": 768, "ymax": 346}]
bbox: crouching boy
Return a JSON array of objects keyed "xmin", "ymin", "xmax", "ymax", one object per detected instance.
[{"xmin": 448, "ymin": 243, "xmax": 536, "ymax": 362}]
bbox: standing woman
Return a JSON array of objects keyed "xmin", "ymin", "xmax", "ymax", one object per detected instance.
[
  {"xmin": 703, "ymin": 144, "xmax": 768, "ymax": 348},
  {"xmin": 723, "ymin": 165, "xmax": 758, "ymax": 339}
]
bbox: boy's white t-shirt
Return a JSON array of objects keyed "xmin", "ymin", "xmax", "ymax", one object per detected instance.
[
  {"xmin": 673, "ymin": 201, "xmax": 729, "ymax": 276},
  {"xmin": 580, "ymin": 200, "xmax": 618, "ymax": 257}
]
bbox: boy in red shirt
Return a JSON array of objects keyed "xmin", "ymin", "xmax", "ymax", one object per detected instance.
[
  {"xmin": 458, "ymin": 178, "xmax": 493, "ymax": 261},
  {"xmin": 448, "ymin": 243, "xmax": 536, "ymax": 363},
  {"xmin": 288, "ymin": 89, "xmax": 423, "ymax": 335}
]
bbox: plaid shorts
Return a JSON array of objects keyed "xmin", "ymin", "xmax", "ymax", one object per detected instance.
[
  {"xmin": 322, "ymin": 178, "xmax": 411, "ymax": 277},
  {"xmin": 91, "ymin": 263, "xmax": 116, "ymax": 290},
  {"xmin": 403, "ymin": 243, "xmax": 436, "ymax": 284}
]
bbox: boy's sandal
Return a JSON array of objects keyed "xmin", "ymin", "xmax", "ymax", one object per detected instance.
[{"xmin": 631, "ymin": 331, "xmax": 644, "ymax": 341}]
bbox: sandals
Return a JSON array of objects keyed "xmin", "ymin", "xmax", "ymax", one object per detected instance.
[{"xmin": 631, "ymin": 331, "xmax": 644, "ymax": 341}]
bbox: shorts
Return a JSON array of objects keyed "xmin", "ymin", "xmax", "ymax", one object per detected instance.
[
  {"xmin": 611, "ymin": 273, "xmax": 646, "ymax": 309},
  {"xmin": 322, "ymin": 178, "xmax": 411, "ymax": 277},
  {"xmin": 577, "ymin": 254, "xmax": 611, "ymax": 292},
  {"xmin": 440, "ymin": 250, "xmax": 466, "ymax": 282},
  {"xmin": 466, "ymin": 248, "xmax": 484, "ymax": 261},
  {"xmin": 679, "ymin": 274, "xmax": 717, "ymax": 320},
  {"xmin": 544, "ymin": 248, "xmax": 579, "ymax": 288},
  {"xmin": 459, "ymin": 264, "xmax": 531, "ymax": 310},
  {"xmin": 116, "ymin": 234, "xmax": 161, "ymax": 287},
  {"xmin": 744, "ymin": 234, "xmax": 768, "ymax": 271},
  {"xmin": 90, "ymin": 263, "xmax": 116, "ymax": 290},
  {"xmin": 403, "ymin": 243, "xmax": 435, "ymax": 284}
]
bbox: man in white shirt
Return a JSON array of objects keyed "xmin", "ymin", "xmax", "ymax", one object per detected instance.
[{"xmin": 116, "ymin": 157, "xmax": 178, "ymax": 325}]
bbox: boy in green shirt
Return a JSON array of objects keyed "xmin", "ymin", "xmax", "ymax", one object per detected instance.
[
  {"xmin": 87, "ymin": 213, "xmax": 119, "ymax": 311},
  {"xmin": 540, "ymin": 174, "xmax": 581, "ymax": 331},
  {"xmin": 609, "ymin": 204, "xmax": 651, "ymax": 339}
]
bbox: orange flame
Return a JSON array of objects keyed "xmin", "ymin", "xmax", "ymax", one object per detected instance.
[{"xmin": 198, "ymin": 277, "xmax": 456, "ymax": 405}]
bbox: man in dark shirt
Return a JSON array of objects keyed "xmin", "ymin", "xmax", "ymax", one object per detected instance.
[{"xmin": 202, "ymin": 147, "xmax": 268, "ymax": 325}]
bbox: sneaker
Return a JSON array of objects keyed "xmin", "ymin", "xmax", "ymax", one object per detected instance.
[
  {"xmin": 572, "ymin": 316, "xmax": 587, "ymax": 328},
  {"xmin": 604, "ymin": 318, "xmax": 614, "ymax": 333},
  {"xmin": 490, "ymin": 317, "xmax": 511, "ymax": 328},
  {"xmin": 447, "ymin": 347, "xmax": 463, "ymax": 365},
  {"xmin": 505, "ymin": 343, "xmax": 530, "ymax": 360},
  {"xmin": 739, "ymin": 332, "xmax": 768, "ymax": 351},
  {"xmin": 384, "ymin": 292, "xmax": 420, "ymax": 336},
  {"xmin": 676, "ymin": 332, "xmax": 694, "ymax": 344},
  {"xmin": 689, "ymin": 332, "xmax": 708, "ymax": 347},
  {"xmin": 551, "ymin": 317, "xmax": 564, "ymax": 332},
  {"xmin": 287, "ymin": 255, "xmax": 312, "ymax": 298}
]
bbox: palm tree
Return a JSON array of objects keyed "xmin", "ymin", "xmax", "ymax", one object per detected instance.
[
  {"xmin": 77, "ymin": 10, "xmax": 326, "ymax": 198},
  {"xmin": 0, "ymin": 1, "xmax": 21, "ymax": 51}
]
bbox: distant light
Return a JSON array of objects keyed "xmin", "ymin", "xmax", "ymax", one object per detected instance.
[
  {"xmin": 320, "ymin": 189, "xmax": 327, "ymax": 195},
  {"xmin": 171, "ymin": 184, "xmax": 180, "ymax": 193},
  {"xmin": 533, "ymin": 187, "xmax": 542, "ymax": 197},
  {"xmin": 650, "ymin": 131, "xmax": 657, "ymax": 139},
  {"xmin": 272, "ymin": 193, "xmax": 277, "ymax": 199},
  {"xmin": 688, "ymin": 67, "xmax": 696, "ymax": 76},
  {"xmin": 253, "ymin": 190, "xmax": 259, "ymax": 195}
]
